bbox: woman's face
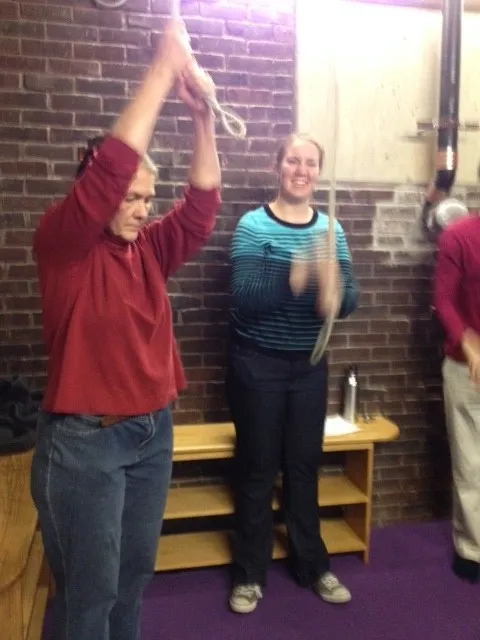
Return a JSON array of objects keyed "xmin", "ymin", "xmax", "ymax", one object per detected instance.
[
  {"xmin": 109, "ymin": 166, "xmax": 155, "ymax": 242},
  {"xmin": 277, "ymin": 139, "xmax": 322, "ymax": 204}
]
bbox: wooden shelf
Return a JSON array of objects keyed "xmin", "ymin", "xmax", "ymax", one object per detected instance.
[
  {"xmin": 318, "ymin": 475, "xmax": 368, "ymax": 506},
  {"xmin": 164, "ymin": 475, "xmax": 367, "ymax": 520},
  {"xmin": 155, "ymin": 415, "xmax": 398, "ymax": 571},
  {"xmin": 173, "ymin": 416, "xmax": 399, "ymax": 462},
  {"xmin": 320, "ymin": 519, "xmax": 367, "ymax": 553},
  {"xmin": 155, "ymin": 519, "xmax": 366, "ymax": 572},
  {"xmin": 164, "ymin": 484, "xmax": 233, "ymax": 520}
]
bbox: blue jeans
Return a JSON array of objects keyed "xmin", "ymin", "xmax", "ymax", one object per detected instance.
[{"xmin": 31, "ymin": 408, "xmax": 173, "ymax": 640}]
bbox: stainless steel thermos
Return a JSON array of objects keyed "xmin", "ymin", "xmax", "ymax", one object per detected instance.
[{"xmin": 343, "ymin": 365, "xmax": 358, "ymax": 423}]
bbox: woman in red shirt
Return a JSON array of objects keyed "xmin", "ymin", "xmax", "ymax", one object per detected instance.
[{"xmin": 31, "ymin": 20, "xmax": 221, "ymax": 640}]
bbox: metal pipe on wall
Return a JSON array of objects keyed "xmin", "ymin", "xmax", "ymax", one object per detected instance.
[{"xmin": 422, "ymin": 0, "xmax": 465, "ymax": 234}]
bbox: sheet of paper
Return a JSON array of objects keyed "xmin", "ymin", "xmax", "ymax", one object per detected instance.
[{"xmin": 324, "ymin": 414, "xmax": 360, "ymax": 437}]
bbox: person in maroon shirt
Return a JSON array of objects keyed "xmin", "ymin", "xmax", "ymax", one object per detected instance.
[
  {"xmin": 434, "ymin": 214, "xmax": 480, "ymax": 584},
  {"xmin": 30, "ymin": 20, "xmax": 221, "ymax": 640}
]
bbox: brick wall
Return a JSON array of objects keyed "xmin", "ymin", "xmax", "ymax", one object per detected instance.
[{"xmin": 0, "ymin": 0, "xmax": 466, "ymax": 525}]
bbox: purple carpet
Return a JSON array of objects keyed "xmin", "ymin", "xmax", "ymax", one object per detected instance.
[{"xmin": 43, "ymin": 521, "xmax": 480, "ymax": 639}]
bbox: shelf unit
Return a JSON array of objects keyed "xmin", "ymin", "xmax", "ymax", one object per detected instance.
[{"xmin": 154, "ymin": 416, "xmax": 399, "ymax": 572}]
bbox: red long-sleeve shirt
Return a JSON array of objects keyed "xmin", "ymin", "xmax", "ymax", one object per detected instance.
[
  {"xmin": 34, "ymin": 136, "xmax": 221, "ymax": 415},
  {"xmin": 434, "ymin": 214, "xmax": 480, "ymax": 362}
]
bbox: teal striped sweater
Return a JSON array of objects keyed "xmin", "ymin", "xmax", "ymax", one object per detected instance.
[{"xmin": 229, "ymin": 205, "xmax": 359, "ymax": 352}]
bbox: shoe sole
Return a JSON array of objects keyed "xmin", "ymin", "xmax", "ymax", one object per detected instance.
[
  {"xmin": 229, "ymin": 598, "xmax": 258, "ymax": 614},
  {"xmin": 319, "ymin": 593, "xmax": 352, "ymax": 604}
]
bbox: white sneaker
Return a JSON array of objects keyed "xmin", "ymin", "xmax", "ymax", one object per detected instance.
[
  {"xmin": 229, "ymin": 583, "xmax": 263, "ymax": 613},
  {"xmin": 314, "ymin": 571, "xmax": 352, "ymax": 604}
]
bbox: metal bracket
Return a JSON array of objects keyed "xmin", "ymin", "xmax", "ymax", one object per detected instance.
[{"xmin": 415, "ymin": 119, "xmax": 480, "ymax": 135}]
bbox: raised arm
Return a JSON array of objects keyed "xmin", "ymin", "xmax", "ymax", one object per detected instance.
[
  {"xmin": 184, "ymin": 73, "xmax": 221, "ymax": 191},
  {"xmin": 34, "ymin": 20, "xmax": 195, "ymax": 264},
  {"xmin": 143, "ymin": 72, "xmax": 221, "ymax": 278}
]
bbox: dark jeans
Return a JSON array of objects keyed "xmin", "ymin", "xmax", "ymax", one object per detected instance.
[
  {"xmin": 226, "ymin": 341, "xmax": 330, "ymax": 587},
  {"xmin": 31, "ymin": 408, "xmax": 173, "ymax": 640}
]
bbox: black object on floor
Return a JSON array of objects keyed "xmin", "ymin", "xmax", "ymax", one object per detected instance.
[{"xmin": 0, "ymin": 376, "xmax": 41, "ymax": 455}]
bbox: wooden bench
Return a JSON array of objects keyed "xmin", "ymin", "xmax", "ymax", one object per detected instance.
[
  {"xmin": 0, "ymin": 450, "xmax": 49, "ymax": 640},
  {"xmin": 155, "ymin": 416, "xmax": 399, "ymax": 572}
]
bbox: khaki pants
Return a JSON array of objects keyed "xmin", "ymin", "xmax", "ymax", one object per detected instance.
[{"xmin": 443, "ymin": 357, "xmax": 480, "ymax": 563}]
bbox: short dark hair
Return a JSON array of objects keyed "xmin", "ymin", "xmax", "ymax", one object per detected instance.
[
  {"xmin": 76, "ymin": 136, "xmax": 105, "ymax": 178},
  {"xmin": 275, "ymin": 134, "xmax": 324, "ymax": 170},
  {"xmin": 75, "ymin": 135, "xmax": 158, "ymax": 179}
]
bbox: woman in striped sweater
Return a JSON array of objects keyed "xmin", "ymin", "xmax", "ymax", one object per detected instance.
[{"xmin": 226, "ymin": 134, "xmax": 359, "ymax": 613}]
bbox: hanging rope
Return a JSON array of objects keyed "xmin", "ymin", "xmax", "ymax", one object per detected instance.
[
  {"xmin": 93, "ymin": 0, "xmax": 247, "ymax": 137},
  {"xmin": 309, "ymin": 38, "xmax": 340, "ymax": 365},
  {"xmin": 171, "ymin": 0, "xmax": 247, "ymax": 139}
]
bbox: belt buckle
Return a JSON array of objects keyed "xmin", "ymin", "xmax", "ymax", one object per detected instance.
[{"xmin": 100, "ymin": 415, "xmax": 124, "ymax": 428}]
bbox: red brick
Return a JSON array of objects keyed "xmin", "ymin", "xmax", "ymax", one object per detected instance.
[
  {"xmin": 0, "ymin": 142, "xmax": 20, "ymax": 158},
  {"xmin": 0, "ymin": 161, "xmax": 48, "ymax": 176},
  {"xmin": 48, "ymin": 59, "xmax": 101, "ymax": 77},
  {"xmin": 8, "ymin": 265, "xmax": 38, "ymax": 280},
  {"xmin": 75, "ymin": 43, "xmax": 125, "ymax": 63},
  {"xmin": 23, "ymin": 111, "xmax": 74, "ymax": 127},
  {"xmin": 0, "ymin": 110, "xmax": 20, "ymax": 125},
  {"xmin": 25, "ymin": 178, "xmax": 69, "ymax": 196},
  {"xmin": 0, "ymin": 72, "xmax": 20, "ymax": 88},
  {"xmin": 0, "ymin": 344, "xmax": 31, "ymax": 358},
  {"xmin": 22, "ymin": 39, "xmax": 73, "ymax": 58},
  {"xmin": 210, "ymin": 70, "xmax": 248, "ymax": 87},
  {"xmin": 200, "ymin": 36, "xmax": 246, "ymax": 56},
  {"xmin": 8, "ymin": 328, "xmax": 42, "ymax": 344},
  {"xmin": 126, "ymin": 47, "xmax": 154, "ymax": 65},
  {"xmin": 0, "ymin": 313, "xmax": 31, "ymax": 328},
  {"xmin": 0, "ymin": 126, "xmax": 48, "ymax": 142},
  {"xmin": 21, "ymin": 4, "xmax": 73, "ymax": 22},
  {"xmin": 24, "ymin": 145, "xmax": 74, "ymax": 161},
  {"xmin": 5, "ymin": 229, "xmax": 35, "ymax": 246},
  {"xmin": 195, "ymin": 53, "xmax": 225, "ymax": 70},
  {"xmin": 24, "ymin": 73, "xmax": 74, "ymax": 93},
  {"xmin": 49, "ymin": 129, "xmax": 101, "ymax": 144},
  {"xmin": 75, "ymin": 113, "xmax": 114, "ymax": 129},
  {"xmin": 51, "ymin": 94, "xmax": 102, "ymax": 113},
  {"xmin": 0, "ymin": 21, "xmax": 45, "ymax": 38},
  {"xmin": 47, "ymin": 24, "xmax": 99, "ymax": 43},
  {"xmin": 0, "ymin": 56, "xmax": 46, "ymax": 72},
  {"xmin": 76, "ymin": 78, "xmax": 127, "ymax": 96},
  {"xmin": 0, "ymin": 247, "xmax": 28, "ymax": 262},
  {"xmin": 184, "ymin": 17, "xmax": 224, "ymax": 36},
  {"xmin": 126, "ymin": 14, "xmax": 165, "ymax": 30},
  {"xmin": 99, "ymin": 28, "xmax": 149, "ymax": 47},
  {"xmin": 0, "ymin": 91, "xmax": 46, "ymax": 109},
  {"xmin": 52, "ymin": 162, "xmax": 77, "ymax": 178},
  {"xmin": 151, "ymin": 0, "xmax": 174, "ymax": 13},
  {"xmin": 102, "ymin": 63, "xmax": 146, "ymax": 81},
  {"xmin": 0, "ymin": 2, "xmax": 19, "ymax": 20},
  {"xmin": 0, "ymin": 38, "xmax": 20, "ymax": 56},
  {"xmin": 73, "ymin": 8, "xmax": 124, "ymax": 28}
]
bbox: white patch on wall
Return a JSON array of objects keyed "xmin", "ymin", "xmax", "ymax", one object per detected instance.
[
  {"xmin": 296, "ymin": 0, "xmax": 480, "ymax": 185},
  {"xmin": 372, "ymin": 186, "xmax": 475, "ymax": 265}
]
